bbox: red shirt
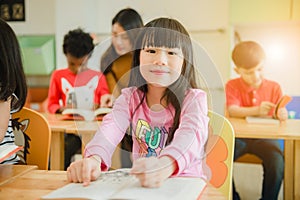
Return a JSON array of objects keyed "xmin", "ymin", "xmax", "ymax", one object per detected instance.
[
  {"xmin": 225, "ymin": 78, "xmax": 282, "ymax": 116},
  {"xmin": 48, "ymin": 68, "xmax": 109, "ymax": 113}
]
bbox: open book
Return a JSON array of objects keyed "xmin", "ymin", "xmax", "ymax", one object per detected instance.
[
  {"xmin": 246, "ymin": 95, "xmax": 292, "ymax": 124},
  {"xmin": 61, "ymin": 107, "xmax": 112, "ymax": 121},
  {"xmin": 0, "ymin": 144, "xmax": 23, "ymax": 163},
  {"xmin": 42, "ymin": 169, "xmax": 206, "ymax": 200}
]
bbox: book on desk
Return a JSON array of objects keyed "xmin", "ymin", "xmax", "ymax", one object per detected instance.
[
  {"xmin": 245, "ymin": 116, "xmax": 280, "ymax": 124},
  {"xmin": 274, "ymin": 95, "xmax": 292, "ymax": 119},
  {"xmin": 0, "ymin": 144, "xmax": 23, "ymax": 163},
  {"xmin": 61, "ymin": 107, "xmax": 112, "ymax": 121},
  {"xmin": 42, "ymin": 168, "xmax": 206, "ymax": 200}
]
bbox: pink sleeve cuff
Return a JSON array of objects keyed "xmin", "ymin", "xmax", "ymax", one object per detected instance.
[
  {"xmin": 158, "ymin": 148, "xmax": 186, "ymax": 176},
  {"xmin": 84, "ymin": 145, "xmax": 110, "ymax": 171}
]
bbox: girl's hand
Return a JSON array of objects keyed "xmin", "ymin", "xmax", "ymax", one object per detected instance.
[
  {"xmin": 259, "ymin": 101, "xmax": 276, "ymax": 116},
  {"xmin": 277, "ymin": 107, "xmax": 288, "ymax": 121},
  {"xmin": 131, "ymin": 156, "xmax": 177, "ymax": 188},
  {"xmin": 67, "ymin": 155, "xmax": 102, "ymax": 186}
]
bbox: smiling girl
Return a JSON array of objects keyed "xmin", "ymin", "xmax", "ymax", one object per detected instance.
[{"xmin": 67, "ymin": 17, "xmax": 209, "ymax": 188}]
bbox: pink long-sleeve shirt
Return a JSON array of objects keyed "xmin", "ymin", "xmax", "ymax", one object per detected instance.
[{"xmin": 84, "ymin": 87, "xmax": 209, "ymax": 179}]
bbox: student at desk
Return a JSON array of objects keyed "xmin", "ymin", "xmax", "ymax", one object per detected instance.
[
  {"xmin": 225, "ymin": 41, "xmax": 288, "ymax": 200},
  {"xmin": 47, "ymin": 28, "xmax": 110, "ymax": 170},
  {"xmin": 67, "ymin": 17, "xmax": 209, "ymax": 188},
  {"xmin": 0, "ymin": 19, "xmax": 27, "ymax": 164}
]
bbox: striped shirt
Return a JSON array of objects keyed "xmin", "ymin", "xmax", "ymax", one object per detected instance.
[{"xmin": 0, "ymin": 114, "xmax": 20, "ymax": 164}]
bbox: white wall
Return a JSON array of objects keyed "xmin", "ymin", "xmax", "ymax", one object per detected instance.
[
  {"xmin": 8, "ymin": 0, "xmax": 55, "ymax": 34},
  {"xmin": 54, "ymin": 0, "xmax": 99, "ymax": 69},
  {"xmin": 7, "ymin": 0, "xmax": 230, "ymax": 78}
]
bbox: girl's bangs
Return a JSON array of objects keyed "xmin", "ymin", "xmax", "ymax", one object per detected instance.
[{"xmin": 141, "ymin": 28, "xmax": 186, "ymax": 49}]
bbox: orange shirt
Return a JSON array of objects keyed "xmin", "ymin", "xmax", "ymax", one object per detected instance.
[{"xmin": 225, "ymin": 78, "xmax": 282, "ymax": 116}]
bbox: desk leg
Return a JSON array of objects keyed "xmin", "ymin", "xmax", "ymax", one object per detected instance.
[
  {"xmin": 50, "ymin": 131, "xmax": 65, "ymax": 170},
  {"xmin": 80, "ymin": 133, "xmax": 94, "ymax": 156},
  {"xmin": 295, "ymin": 140, "xmax": 300, "ymax": 200},
  {"xmin": 284, "ymin": 140, "xmax": 294, "ymax": 200}
]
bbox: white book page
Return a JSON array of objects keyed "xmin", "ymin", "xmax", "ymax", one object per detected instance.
[
  {"xmin": 246, "ymin": 116, "xmax": 280, "ymax": 124},
  {"xmin": 0, "ymin": 144, "xmax": 22, "ymax": 162},
  {"xmin": 42, "ymin": 169, "xmax": 206, "ymax": 200},
  {"xmin": 42, "ymin": 169, "xmax": 133, "ymax": 200},
  {"xmin": 110, "ymin": 177, "xmax": 206, "ymax": 200}
]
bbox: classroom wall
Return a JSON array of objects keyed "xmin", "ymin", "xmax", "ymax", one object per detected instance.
[
  {"xmin": 7, "ymin": 0, "xmax": 230, "ymax": 78},
  {"xmin": 8, "ymin": 0, "xmax": 230, "ymax": 114},
  {"xmin": 7, "ymin": 0, "xmax": 300, "ymax": 105},
  {"xmin": 233, "ymin": 22, "xmax": 300, "ymax": 96},
  {"xmin": 7, "ymin": 0, "xmax": 55, "ymax": 34}
]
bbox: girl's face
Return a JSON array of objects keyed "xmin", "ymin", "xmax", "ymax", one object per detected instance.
[
  {"xmin": 139, "ymin": 46, "xmax": 184, "ymax": 87},
  {"xmin": 111, "ymin": 23, "xmax": 132, "ymax": 55}
]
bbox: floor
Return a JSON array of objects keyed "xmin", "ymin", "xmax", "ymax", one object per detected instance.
[{"xmin": 233, "ymin": 163, "xmax": 283, "ymax": 200}]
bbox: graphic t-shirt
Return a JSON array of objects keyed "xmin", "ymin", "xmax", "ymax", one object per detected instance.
[{"xmin": 48, "ymin": 68, "xmax": 109, "ymax": 113}]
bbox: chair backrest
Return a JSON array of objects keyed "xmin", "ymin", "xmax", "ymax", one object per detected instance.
[
  {"xmin": 205, "ymin": 110, "xmax": 235, "ymax": 199},
  {"xmin": 12, "ymin": 107, "xmax": 51, "ymax": 170}
]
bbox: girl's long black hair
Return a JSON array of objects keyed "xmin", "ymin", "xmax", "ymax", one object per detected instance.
[
  {"xmin": 129, "ymin": 18, "xmax": 199, "ymax": 144},
  {"xmin": 0, "ymin": 18, "xmax": 27, "ymax": 110}
]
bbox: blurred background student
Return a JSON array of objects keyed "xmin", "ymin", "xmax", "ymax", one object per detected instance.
[
  {"xmin": 0, "ymin": 18, "xmax": 27, "ymax": 164},
  {"xmin": 100, "ymin": 8, "xmax": 143, "ymax": 168},
  {"xmin": 101, "ymin": 8, "xmax": 143, "ymax": 100},
  {"xmin": 47, "ymin": 28, "xmax": 110, "ymax": 170},
  {"xmin": 225, "ymin": 41, "xmax": 286, "ymax": 200}
]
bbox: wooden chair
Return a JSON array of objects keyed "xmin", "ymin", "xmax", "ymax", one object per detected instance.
[
  {"xmin": 12, "ymin": 107, "xmax": 51, "ymax": 170},
  {"xmin": 205, "ymin": 110, "xmax": 235, "ymax": 199}
]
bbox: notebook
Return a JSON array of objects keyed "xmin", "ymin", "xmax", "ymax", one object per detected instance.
[
  {"xmin": 0, "ymin": 144, "xmax": 23, "ymax": 163},
  {"xmin": 246, "ymin": 116, "xmax": 280, "ymax": 124}
]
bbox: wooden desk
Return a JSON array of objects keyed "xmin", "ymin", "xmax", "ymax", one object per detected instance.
[
  {"xmin": 0, "ymin": 169, "xmax": 226, "ymax": 200},
  {"xmin": 43, "ymin": 113, "xmax": 99, "ymax": 170},
  {"xmin": 228, "ymin": 118, "xmax": 300, "ymax": 200},
  {"xmin": 0, "ymin": 165, "xmax": 37, "ymax": 186}
]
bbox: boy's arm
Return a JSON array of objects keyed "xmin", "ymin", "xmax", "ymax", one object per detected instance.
[
  {"xmin": 227, "ymin": 105, "xmax": 259, "ymax": 118},
  {"xmin": 47, "ymin": 72, "xmax": 62, "ymax": 113},
  {"xmin": 227, "ymin": 101, "xmax": 276, "ymax": 118}
]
